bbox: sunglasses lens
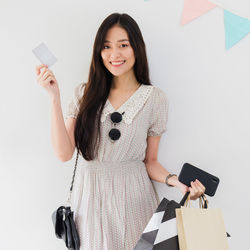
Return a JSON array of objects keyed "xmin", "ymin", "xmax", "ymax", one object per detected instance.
[
  {"xmin": 109, "ymin": 128, "xmax": 121, "ymax": 141},
  {"xmin": 109, "ymin": 112, "xmax": 124, "ymax": 141},
  {"xmin": 110, "ymin": 112, "xmax": 122, "ymax": 123}
]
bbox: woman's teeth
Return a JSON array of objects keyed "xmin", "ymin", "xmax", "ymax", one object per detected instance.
[{"xmin": 111, "ymin": 61, "xmax": 125, "ymax": 65}]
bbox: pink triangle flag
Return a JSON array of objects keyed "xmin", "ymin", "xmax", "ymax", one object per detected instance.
[{"xmin": 181, "ymin": 0, "xmax": 217, "ymax": 25}]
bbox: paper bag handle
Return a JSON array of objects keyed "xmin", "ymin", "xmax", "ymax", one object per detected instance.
[{"xmin": 180, "ymin": 192, "xmax": 208, "ymax": 208}]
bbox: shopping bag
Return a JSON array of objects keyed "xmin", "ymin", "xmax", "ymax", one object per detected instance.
[
  {"xmin": 176, "ymin": 194, "xmax": 230, "ymax": 250},
  {"xmin": 152, "ymin": 199, "xmax": 181, "ymax": 250},
  {"xmin": 134, "ymin": 193, "xmax": 189, "ymax": 250}
]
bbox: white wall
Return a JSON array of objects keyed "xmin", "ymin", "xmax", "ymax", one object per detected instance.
[{"xmin": 0, "ymin": 0, "xmax": 249, "ymax": 249}]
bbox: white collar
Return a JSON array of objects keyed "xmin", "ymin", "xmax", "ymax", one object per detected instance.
[{"xmin": 101, "ymin": 84, "xmax": 154, "ymax": 124}]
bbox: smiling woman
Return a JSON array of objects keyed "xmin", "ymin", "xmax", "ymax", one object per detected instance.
[{"xmin": 36, "ymin": 12, "xmax": 205, "ymax": 250}]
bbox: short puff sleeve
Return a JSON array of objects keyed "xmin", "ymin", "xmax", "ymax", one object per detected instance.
[
  {"xmin": 65, "ymin": 82, "xmax": 86, "ymax": 119},
  {"xmin": 147, "ymin": 87, "xmax": 169, "ymax": 136}
]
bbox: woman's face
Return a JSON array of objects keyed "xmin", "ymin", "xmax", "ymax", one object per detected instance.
[{"xmin": 101, "ymin": 25, "xmax": 135, "ymax": 78}]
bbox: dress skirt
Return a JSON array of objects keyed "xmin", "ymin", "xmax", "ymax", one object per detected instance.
[{"xmin": 71, "ymin": 159, "xmax": 160, "ymax": 250}]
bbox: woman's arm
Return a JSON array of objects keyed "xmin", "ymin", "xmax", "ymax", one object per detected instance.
[
  {"xmin": 144, "ymin": 159, "xmax": 188, "ymax": 194},
  {"xmin": 51, "ymin": 97, "xmax": 75, "ymax": 162},
  {"xmin": 144, "ymin": 136, "xmax": 205, "ymax": 200},
  {"xmin": 36, "ymin": 64, "xmax": 75, "ymax": 162}
]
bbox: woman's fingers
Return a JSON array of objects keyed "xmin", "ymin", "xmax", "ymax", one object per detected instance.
[
  {"xmin": 36, "ymin": 65, "xmax": 55, "ymax": 85},
  {"xmin": 41, "ymin": 70, "xmax": 53, "ymax": 81},
  {"xmin": 36, "ymin": 64, "xmax": 54, "ymax": 79},
  {"xmin": 189, "ymin": 180, "xmax": 205, "ymax": 200},
  {"xmin": 35, "ymin": 64, "xmax": 60, "ymax": 100},
  {"xmin": 36, "ymin": 64, "xmax": 48, "ymax": 76},
  {"xmin": 196, "ymin": 179, "xmax": 206, "ymax": 193},
  {"xmin": 192, "ymin": 180, "xmax": 206, "ymax": 193},
  {"xmin": 45, "ymin": 75, "xmax": 56, "ymax": 85},
  {"xmin": 192, "ymin": 181, "xmax": 199, "ymax": 191},
  {"xmin": 37, "ymin": 67, "xmax": 48, "ymax": 82},
  {"xmin": 40, "ymin": 68, "xmax": 53, "ymax": 79}
]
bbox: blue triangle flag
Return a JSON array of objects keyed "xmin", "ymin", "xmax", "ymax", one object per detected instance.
[{"xmin": 224, "ymin": 10, "xmax": 250, "ymax": 50}]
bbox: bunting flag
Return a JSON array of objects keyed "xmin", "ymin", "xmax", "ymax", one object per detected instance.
[
  {"xmin": 145, "ymin": 0, "xmax": 250, "ymax": 49},
  {"xmin": 181, "ymin": 0, "xmax": 217, "ymax": 25},
  {"xmin": 224, "ymin": 10, "xmax": 250, "ymax": 49},
  {"xmin": 209, "ymin": 0, "xmax": 250, "ymax": 20}
]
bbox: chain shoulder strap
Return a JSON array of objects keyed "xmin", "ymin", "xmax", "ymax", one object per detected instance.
[{"xmin": 66, "ymin": 148, "xmax": 80, "ymax": 206}]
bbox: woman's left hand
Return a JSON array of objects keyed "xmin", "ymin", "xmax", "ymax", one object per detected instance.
[
  {"xmin": 172, "ymin": 176, "xmax": 206, "ymax": 200},
  {"xmin": 189, "ymin": 179, "xmax": 206, "ymax": 200}
]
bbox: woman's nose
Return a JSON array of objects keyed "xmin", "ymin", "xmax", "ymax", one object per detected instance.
[{"xmin": 109, "ymin": 48, "xmax": 121, "ymax": 59}]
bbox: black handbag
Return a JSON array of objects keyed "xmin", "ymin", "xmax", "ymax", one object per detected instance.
[{"xmin": 52, "ymin": 149, "xmax": 80, "ymax": 250}]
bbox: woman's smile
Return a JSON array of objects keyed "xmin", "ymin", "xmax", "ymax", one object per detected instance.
[{"xmin": 110, "ymin": 60, "xmax": 126, "ymax": 67}]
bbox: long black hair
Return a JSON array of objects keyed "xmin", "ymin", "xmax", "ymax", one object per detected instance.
[{"xmin": 75, "ymin": 13, "xmax": 152, "ymax": 161}]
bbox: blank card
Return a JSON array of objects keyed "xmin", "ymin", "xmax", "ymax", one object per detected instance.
[{"xmin": 32, "ymin": 42, "xmax": 57, "ymax": 67}]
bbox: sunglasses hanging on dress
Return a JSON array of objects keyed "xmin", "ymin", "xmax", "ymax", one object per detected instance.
[{"xmin": 109, "ymin": 111, "xmax": 125, "ymax": 142}]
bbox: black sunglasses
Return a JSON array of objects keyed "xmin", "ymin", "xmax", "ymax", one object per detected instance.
[{"xmin": 109, "ymin": 111, "xmax": 125, "ymax": 142}]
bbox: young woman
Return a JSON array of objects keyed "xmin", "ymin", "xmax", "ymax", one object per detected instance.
[{"xmin": 36, "ymin": 13, "xmax": 205, "ymax": 250}]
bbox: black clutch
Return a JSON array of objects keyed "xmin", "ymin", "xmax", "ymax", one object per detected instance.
[
  {"xmin": 52, "ymin": 149, "xmax": 80, "ymax": 250},
  {"xmin": 178, "ymin": 163, "xmax": 220, "ymax": 196}
]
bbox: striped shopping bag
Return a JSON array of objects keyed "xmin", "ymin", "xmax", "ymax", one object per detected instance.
[{"xmin": 134, "ymin": 193, "xmax": 189, "ymax": 250}]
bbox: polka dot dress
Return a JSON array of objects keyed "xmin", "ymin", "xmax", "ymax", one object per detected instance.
[{"xmin": 65, "ymin": 82, "xmax": 168, "ymax": 250}]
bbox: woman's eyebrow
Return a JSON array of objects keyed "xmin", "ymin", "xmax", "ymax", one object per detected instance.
[{"xmin": 104, "ymin": 39, "xmax": 129, "ymax": 43}]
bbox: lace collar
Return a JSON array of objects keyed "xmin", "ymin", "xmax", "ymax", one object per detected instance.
[{"xmin": 101, "ymin": 84, "xmax": 154, "ymax": 124}]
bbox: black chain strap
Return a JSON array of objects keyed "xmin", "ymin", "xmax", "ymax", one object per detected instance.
[{"xmin": 67, "ymin": 148, "xmax": 80, "ymax": 205}]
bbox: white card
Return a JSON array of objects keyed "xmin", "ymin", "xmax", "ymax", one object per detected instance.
[{"xmin": 32, "ymin": 42, "xmax": 57, "ymax": 67}]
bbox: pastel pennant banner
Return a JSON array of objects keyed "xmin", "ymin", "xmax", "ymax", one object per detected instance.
[
  {"xmin": 224, "ymin": 10, "xmax": 250, "ymax": 49},
  {"xmin": 181, "ymin": 0, "xmax": 217, "ymax": 25},
  {"xmin": 209, "ymin": 0, "xmax": 250, "ymax": 19},
  {"xmin": 144, "ymin": 0, "xmax": 250, "ymax": 49},
  {"xmin": 179, "ymin": 0, "xmax": 250, "ymax": 49}
]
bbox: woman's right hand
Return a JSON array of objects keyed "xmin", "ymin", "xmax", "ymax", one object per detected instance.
[{"xmin": 36, "ymin": 64, "xmax": 60, "ymax": 100}]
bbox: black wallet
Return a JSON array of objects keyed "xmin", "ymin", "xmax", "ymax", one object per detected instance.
[{"xmin": 178, "ymin": 163, "xmax": 220, "ymax": 197}]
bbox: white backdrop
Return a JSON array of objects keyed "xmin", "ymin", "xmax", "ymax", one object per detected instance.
[{"xmin": 0, "ymin": 0, "xmax": 249, "ymax": 249}]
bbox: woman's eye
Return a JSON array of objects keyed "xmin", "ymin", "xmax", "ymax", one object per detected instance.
[{"xmin": 103, "ymin": 44, "xmax": 128, "ymax": 49}]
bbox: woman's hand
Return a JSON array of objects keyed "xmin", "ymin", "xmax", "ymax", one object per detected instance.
[
  {"xmin": 168, "ymin": 175, "xmax": 189, "ymax": 194},
  {"xmin": 188, "ymin": 179, "xmax": 206, "ymax": 200},
  {"xmin": 36, "ymin": 64, "xmax": 60, "ymax": 100},
  {"xmin": 173, "ymin": 177, "xmax": 206, "ymax": 200}
]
